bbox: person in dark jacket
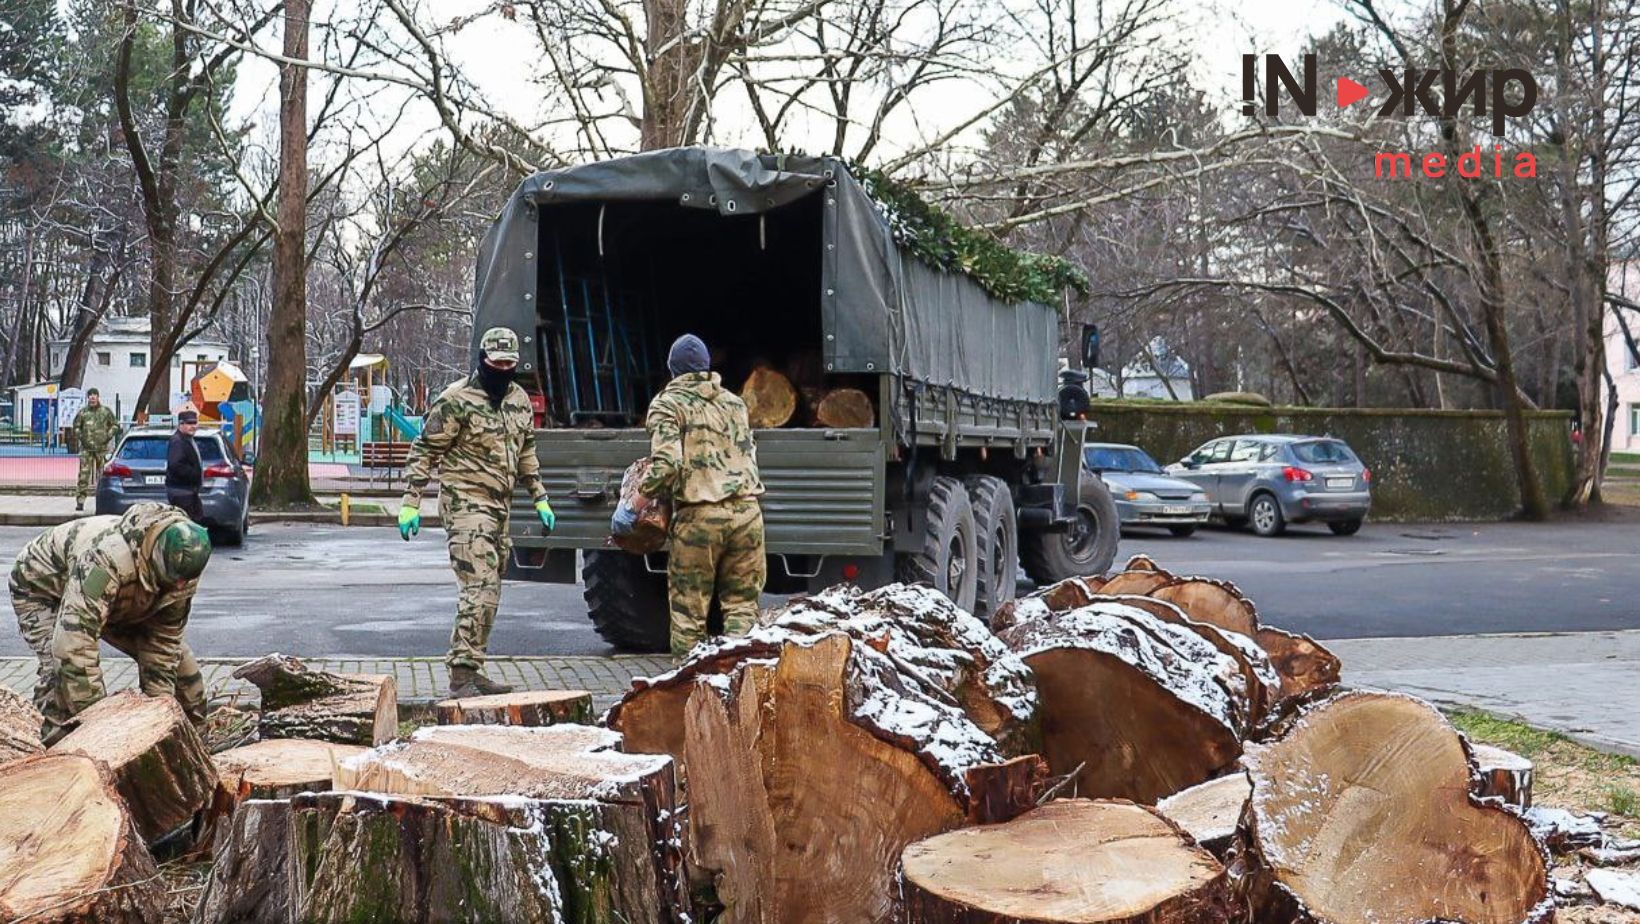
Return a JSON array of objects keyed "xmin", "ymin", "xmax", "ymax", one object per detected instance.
[{"xmin": 165, "ymin": 411, "xmax": 205, "ymax": 523}]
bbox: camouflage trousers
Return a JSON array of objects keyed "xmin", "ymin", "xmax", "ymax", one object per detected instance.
[
  {"xmin": 9, "ymin": 586, "xmax": 206, "ymax": 743},
  {"xmin": 443, "ymin": 495, "xmax": 511, "ymax": 671},
  {"xmin": 76, "ymin": 449, "xmax": 107, "ymax": 503},
  {"xmin": 668, "ymin": 496, "xmax": 766, "ymax": 659}
]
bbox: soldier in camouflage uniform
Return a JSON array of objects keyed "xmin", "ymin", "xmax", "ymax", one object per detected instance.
[
  {"xmin": 640, "ymin": 334, "xmax": 766, "ymax": 659},
  {"xmin": 71, "ymin": 388, "xmax": 119, "ymax": 512},
  {"xmin": 398, "ymin": 327, "xmax": 556, "ymax": 697},
  {"xmin": 8, "ymin": 502, "xmax": 211, "ymax": 744}
]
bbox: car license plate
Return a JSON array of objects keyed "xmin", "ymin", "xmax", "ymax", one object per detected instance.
[
  {"xmin": 1162, "ymin": 505, "xmax": 1193, "ymax": 515},
  {"xmin": 144, "ymin": 475, "xmax": 164, "ymax": 486},
  {"xmin": 1326, "ymin": 476, "xmax": 1353, "ymax": 489}
]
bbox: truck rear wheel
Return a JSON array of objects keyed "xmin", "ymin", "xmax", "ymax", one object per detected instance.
[
  {"xmin": 1020, "ymin": 473, "xmax": 1119, "ymax": 585},
  {"xmin": 964, "ymin": 475, "xmax": 1017, "ymax": 621},
  {"xmin": 582, "ymin": 550, "xmax": 670, "ymax": 653},
  {"xmin": 897, "ymin": 476, "xmax": 979, "ymax": 613}
]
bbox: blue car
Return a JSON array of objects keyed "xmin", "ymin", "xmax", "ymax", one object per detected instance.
[
  {"xmin": 1166, "ymin": 434, "xmax": 1371, "ymax": 537},
  {"xmin": 1085, "ymin": 442, "xmax": 1212, "ymax": 537}
]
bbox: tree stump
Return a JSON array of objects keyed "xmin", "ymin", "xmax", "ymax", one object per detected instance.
[
  {"xmin": 435, "ymin": 690, "xmax": 594, "ymax": 727},
  {"xmin": 1470, "ymin": 742, "xmax": 1534, "ymax": 810},
  {"xmin": 234, "ymin": 654, "xmax": 398, "ymax": 746},
  {"xmin": 332, "ymin": 724, "xmax": 687, "ymax": 919},
  {"xmin": 0, "ymin": 754, "xmax": 164, "ymax": 923},
  {"xmin": 1155, "ymin": 773, "xmax": 1251, "ymax": 857},
  {"xmin": 990, "ymin": 576, "xmax": 1104, "ymax": 631},
  {"xmin": 1098, "ymin": 570, "xmax": 1175, "ymax": 596},
  {"xmin": 1234, "ymin": 691, "xmax": 1552, "ymax": 924},
  {"xmin": 51, "ymin": 691, "xmax": 218, "ymax": 842},
  {"xmin": 215, "ymin": 739, "xmax": 366, "ymax": 799},
  {"xmin": 610, "ymin": 628, "xmax": 1044, "ymax": 924},
  {"xmin": 900, "ymin": 799, "xmax": 1233, "ymax": 924},
  {"xmin": 741, "ymin": 366, "xmax": 798, "ymax": 428},
  {"xmin": 1149, "ymin": 577, "xmax": 1340, "ymax": 705},
  {"xmin": 196, "ymin": 799, "xmax": 297, "ymax": 924},
  {"xmin": 1000, "ymin": 602, "xmax": 1244, "ymax": 803},
  {"xmin": 0, "ymin": 685, "xmax": 43, "ymax": 766},
  {"xmin": 812, "ymin": 387, "xmax": 874, "ymax": 427}
]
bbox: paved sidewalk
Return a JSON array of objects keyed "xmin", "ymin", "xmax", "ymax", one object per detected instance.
[
  {"xmin": 0, "ymin": 493, "xmax": 441, "ymax": 527},
  {"xmin": 0, "ymin": 654, "xmax": 673, "ymax": 713},
  {"xmin": 1331, "ymin": 630, "xmax": 1640, "ymax": 757}
]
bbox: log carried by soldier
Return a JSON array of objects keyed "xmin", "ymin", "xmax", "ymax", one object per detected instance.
[
  {"xmin": 8, "ymin": 502, "xmax": 212, "ymax": 744},
  {"xmin": 232, "ymin": 654, "xmax": 398, "ymax": 747}
]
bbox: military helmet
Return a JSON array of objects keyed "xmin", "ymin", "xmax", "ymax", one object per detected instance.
[
  {"xmin": 154, "ymin": 521, "xmax": 212, "ymax": 583},
  {"xmin": 479, "ymin": 327, "xmax": 521, "ymax": 363}
]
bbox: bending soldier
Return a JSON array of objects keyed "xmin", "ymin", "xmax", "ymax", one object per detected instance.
[
  {"xmin": 9, "ymin": 502, "xmax": 212, "ymax": 744},
  {"xmin": 640, "ymin": 334, "xmax": 767, "ymax": 659},
  {"xmin": 72, "ymin": 388, "xmax": 119, "ymax": 513},
  {"xmin": 397, "ymin": 327, "xmax": 557, "ymax": 698}
]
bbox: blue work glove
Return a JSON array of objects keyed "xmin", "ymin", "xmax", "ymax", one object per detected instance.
[
  {"xmin": 536, "ymin": 499, "xmax": 557, "ymax": 533},
  {"xmin": 611, "ymin": 501, "xmax": 638, "ymax": 536},
  {"xmin": 397, "ymin": 505, "xmax": 420, "ymax": 541}
]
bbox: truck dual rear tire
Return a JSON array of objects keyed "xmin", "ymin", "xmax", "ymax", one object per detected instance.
[
  {"xmin": 1020, "ymin": 473, "xmax": 1119, "ymax": 585},
  {"xmin": 582, "ymin": 550, "xmax": 670, "ymax": 653},
  {"xmin": 965, "ymin": 475, "xmax": 1017, "ymax": 621},
  {"xmin": 897, "ymin": 476, "xmax": 979, "ymax": 614}
]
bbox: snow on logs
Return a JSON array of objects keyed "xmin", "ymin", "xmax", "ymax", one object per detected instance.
[
  {"xmin": 0, "ymin": 754, "xmax": 164, "ymax": 923},
  {"xmin": 1233, "ymin": 691, "xmax": 1551, "ymax": 924},
  {"xmin": 434, "ymin": 689, "xmax": 595, "ymax": 727},
  {"xmin": 0, "ymin": 686, "xmax": 43, "ymax": 766},
  {"xmin": 50, "ymin": 691, "xmax": 218, "ymax": 843},
  {"xmin": 607, "ymin": 583, "xmax": 1047, "ymax": 924},
  {"xmin": 232, "ymin": 654, "xmax": 398, "ymax": 747},
  {"xmin": 900, "ymin": 799, "xmax": 1234, "ymax": 924}
]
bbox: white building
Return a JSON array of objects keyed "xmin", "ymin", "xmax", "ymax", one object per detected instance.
[
  {"xmin": 1119, "ymin": 340, "xmax": 1195, "ymax": 401},
  {"xmin": 1606, "ymin": 262, "xmax": 1640, "ymax": 452},
  {"xmin": 44, "ymin": 317, "xmax": 231, "ymax": 420}
]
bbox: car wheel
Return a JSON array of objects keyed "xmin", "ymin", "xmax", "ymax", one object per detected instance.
[
  {"xmin": 1248, "ymin": 493, "xmax": 1286, "ymax": 537},
  {"xmin": 1168, "ymin": 525, "xmax": 1197, "ymax": 538},
  {"xmin": 1328, "ymin": 518, "xmax": 1363, "ymax": 536},
  {"xmin": 1020, "ymin": 473, "xmax": 1120, "ymax": 584},
  {"xmin": 218, "ymin": 516, "xmax": 246, "ymax": 547},
  {"xmin": 897, "ymin": 476, "xmax": 979, "ymax": 614}
]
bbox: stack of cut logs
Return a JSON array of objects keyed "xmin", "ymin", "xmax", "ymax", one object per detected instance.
[
  {"xmin": 0, "ymin": 558, "xmax": 1563, "ymax": 923},
  {"xmin": 739, "ymin": 365, "xmax": 875, "ymax": 429}
]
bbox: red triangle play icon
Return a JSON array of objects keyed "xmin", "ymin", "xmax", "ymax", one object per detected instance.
[{"xmin": 1337, "ymin": 77, "xmax": 1369, "ymax": 108}]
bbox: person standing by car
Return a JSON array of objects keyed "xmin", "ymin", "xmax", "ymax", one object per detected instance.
[
  {"xmin": 166, "ymin": 411, "xmax": 205, "ymax": 523},
  {"xmin": 636, "ymin": 334, "xmax": 766, "ymax": 660},
  {"xmin": 71, "ymin": 388, "xmax": 119, "ymax": 513},
  {"xmin": 396, "ymin": 327, "xmax": 557, "ymax": 698}
]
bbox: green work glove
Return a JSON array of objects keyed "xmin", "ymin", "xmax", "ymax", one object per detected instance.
[
  {"xmin": 397, "ymin": 505, "xmax": 420, "ymax": 541},
  {"xmin": 536, "ymin": 499, "xmax": 556, "ymax": 533}
]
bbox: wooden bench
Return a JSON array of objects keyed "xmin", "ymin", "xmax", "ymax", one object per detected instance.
[{"xmin": 360, "ymin": 442, "xmax": 411, "ymax": 486}]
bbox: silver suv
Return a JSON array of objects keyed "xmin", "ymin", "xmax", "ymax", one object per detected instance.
[{"xmin": 1165, "ymin": 435, "xmax": 1371, "ymax": 537}]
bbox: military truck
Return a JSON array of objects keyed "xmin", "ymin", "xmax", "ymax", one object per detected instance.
[{"xmin": 469, "ymin": 148, "xmax": 1118, "ymax": 651}]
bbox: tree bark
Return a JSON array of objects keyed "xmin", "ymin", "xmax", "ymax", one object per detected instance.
[
  {"xmin": 0, "ymin": 685, "xmax": 43, "ymax": 766},
  {"xmin": 435, "ymin": 690, "xmax": 595, "ymax": 727},
  {"xmin": 196, "ymin": 799, "xmax": 298, "ymax": 924},
  {"xmin": 1231, "ymin": 691, "xmax": 1551, "ymax": 924},
  {"xmin": 50, "ymin": 691, "xmax": 218, "ymax": 843},
  {"xmin": 252, "ymin": 0, "xmax": 315, "ymax": 506},
  {"xmin": 1469, "ymin": 743, "xmax": 1534, "ymax": 810},
  {"xmin": 900, "ymin": 799, "xmax": 1234, "ymax": 924},
  {"xmin": 233, "ymin": 655, "xmax": 398, "ymax": 747},
  {"xmin": 0, "ymin": 754, "xmax": 165, "ymax": 923}
]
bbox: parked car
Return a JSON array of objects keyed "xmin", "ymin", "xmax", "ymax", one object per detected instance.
[
  {"xmin": 95, "ymin": 426, "xmax": 252, "ymax": 545},
  {"xmin": 1084, "ymin": 442, "xmax": 1211, "ymax": 537},
  {"xmin": 1165, "ymin": 434, "xmax": 1371, "ymax": 537}
]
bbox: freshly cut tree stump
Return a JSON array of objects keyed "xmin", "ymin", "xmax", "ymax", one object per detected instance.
[
  {"xmin": 1235, "ymin": 691, "xmax": 1552, "ymax": 924},
  {"xmin": 435, "ymin": 689, "xmax": 594, "ymax": 727},
  {"xmin": 1253, "ymin": 626, "xmax": 1342, "ymax": 701},
  {"xmin": 51, "ymin": 691, "xmax": 218, "ymax": 842},
  {"xmin": 900, "ymin": 799, "xmax": 1232, "ymax": 924},
  {"xmin": 1149, "ymin": 578, "xmax": 1340, "ymax": 704},
  {"xmin": 1121, "ymin": 554, "xmax": 1171, "ymax": 574},
  {"xmin": 1150, "ymin": 578, "xmax": 1259, "ymax": 636},
  {"xmin": 1471, "ymin": 743, "xmax": 1535, "ymax": 809},
  {"xmin": 215, "ymin": 739, "xmax": 365, "ymax": 799},
  {"xmin": 1001, "ymin": 602, "xmax": 1244, "ymax": 804},
  {"xmin": 741, "ymin": 366, "xmax": 799, "ymax": 428},
  {"xmin": 1098, "ymin": 570, "xmax": 1174, "ymax": 596},
  {"xmin": 990, "ymin": 576, "xmax": 1105, "ymax": 631},
  {"xmin": 0, "ymin": 754, "xmax": 164, "ymax": 923},
  {"xmin": 234, "ymin": 654, "xmax": 398, "ymax": 746},
  {"xmin": 197, "ymin": 799, "xmax": 297, "ymax": 924},
  {"xmin": 0, "ymin": 686, "xmax": 43, "ymax": 766},
  {"xmin": 613, "ymin": 629, "xmax": 1044, "ymax": 924},
  {"xmin": 813, "ymin": 386, "xmax": 875, "ymax": 427},
  {"xmin": 1155, "ymin": 773, "xmax": 1252, "ymax": 857}
]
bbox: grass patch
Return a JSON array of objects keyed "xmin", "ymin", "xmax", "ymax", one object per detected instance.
[
  {"xmin": 1608, "ymin": 785, "xmax": 1639, "ymax": 816},
  {"xmin": 1613, "ymin": 451, "xmax": 1640, "ymax": 464}
]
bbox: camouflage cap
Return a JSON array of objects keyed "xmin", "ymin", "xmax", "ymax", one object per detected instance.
[
  {"xmin": 154, "ymin": 521, "xmax": 212, "ymax": 583},
  {"xmin": 479, "ymin": 327, "xmax": 520, "ymax": 363}
]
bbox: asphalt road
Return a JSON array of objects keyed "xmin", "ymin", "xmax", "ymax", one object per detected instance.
[{"xmin": 1, "ymin": 518, "xmax": 1637, "ymax": 658}]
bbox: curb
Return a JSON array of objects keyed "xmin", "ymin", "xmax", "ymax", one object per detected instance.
[{"xmin": 0, "ymin": 512, "xmax": 444, "ymax": 529}]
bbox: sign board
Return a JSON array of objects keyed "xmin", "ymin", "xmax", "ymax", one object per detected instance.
[
  {"xmin": 56, "ymin": 388, "xmax": 86, "ymax": 428},
  {"xmin": 333, "ymin": 391, "xmax": 361, "ymax": 436}
]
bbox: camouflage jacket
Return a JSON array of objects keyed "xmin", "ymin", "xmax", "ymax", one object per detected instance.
[
  {"xmin": 10, "ymin": 503, "xmax": 198, "ymax": 715},
  {"xmin": 641, "ymin": 372, "xmax": 764, "ymax": 505},
  {"xmin": 400, "ymin": 375, "xmax": 548, "ymax": 511},
  {"xmin": 72, "ymin": 404, "xmax": 119, "ymax": 454}
]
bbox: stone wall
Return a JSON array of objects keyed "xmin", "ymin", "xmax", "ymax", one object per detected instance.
[{"xmin": 1088, "ymin": 402, "xmax": 1575, "ymax": 521}]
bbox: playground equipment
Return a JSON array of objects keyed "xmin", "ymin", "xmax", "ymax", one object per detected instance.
[{"xmin": 189, "ymin": 361, "xmax": 251, "ymax": 421}]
